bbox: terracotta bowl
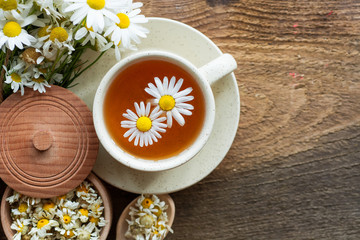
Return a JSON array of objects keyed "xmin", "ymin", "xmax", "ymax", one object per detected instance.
[{"xmin": 1, "ymin": 173, "xmax": 112, "ymax": 240}]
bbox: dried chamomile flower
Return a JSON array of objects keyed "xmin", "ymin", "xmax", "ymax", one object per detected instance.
[
  {"xmin": 7, "ymin": 180, "xmax": 107, "ymax": 240},
  {"xmin": 125, "ymin": 194, "xmax": 173, "ymax": 240}
]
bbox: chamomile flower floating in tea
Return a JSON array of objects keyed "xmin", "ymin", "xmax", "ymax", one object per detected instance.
[
  {"xmin": 64, "ymin": 0, "xmax": 125, "ymax": 33},
  {"xmin": 145, "ymin": 76, "xmax": 194, "ymax": 128},
  {"xmin": 125, "ymin": 194, "xmax": 173, "ymax": 240},
  {"xmin": 0, "ymin": 17, "xmax": 36, "ymax": 50},
  {"xmin": 121, "ymin": 101, "xmax": 167, "ymax": 147},
  {"xmin": 6, "ymin": 180, "xmax": 106, "ymax": 240}
]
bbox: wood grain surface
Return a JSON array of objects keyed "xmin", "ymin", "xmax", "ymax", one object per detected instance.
[{"xmin": 1, "ymin": 0, "xmax": 360, "ymax": 239}]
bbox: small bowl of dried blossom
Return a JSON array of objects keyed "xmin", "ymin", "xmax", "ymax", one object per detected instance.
[
  {"xmin": 1, "ymin": 173, "xmax": 112, "ymax": 240},
  {"xmin": 117, "ymin": 194, "xmax": 175, "ymax": 240}
]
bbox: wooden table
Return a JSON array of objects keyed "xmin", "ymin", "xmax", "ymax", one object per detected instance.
[{"xmin": 1, "ymin": 0, "xmax": 360, "ymax": 239}]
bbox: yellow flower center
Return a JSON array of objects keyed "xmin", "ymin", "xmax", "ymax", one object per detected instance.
[
  {"xmin": 18, "ymin": 203, "xmax": 28, "ymax": 213},
  {"xmin": 86, "ymin": 0, "xmax": 105, "ymax": 10},
  {"xmin": 37, "ymin": 219, "xmax": 49, "ymax": 229},
  {"xmin": 89, "ymin": 216, "xmax": 99, "ymax": 224},
  {"xmin": 154, "ymin": 206, "xmax": 162, "ymax": 217},
  {"xmin": 79, "ymin": 208, "xmax": 89, "ymax": 216},
  {"xmin": 43, "ymin": 202, "xmax": 55, "ymax": 211},
  {"xmin": 159, "ymin": 95, "xmax": 175, "ymax": 111},
  {"xmin": 136, "ymin": 116, "xmax": 152, "ymax": 132},
  {"xmin": 77, "ymin": 185, "xmax": 89, "ymax": 193},
  {"xmin": 63, "ymin": 215, "xmax": 71, "ymax": 224},
  {"xmin": 10, "ymin": 73, "xmax": 21, "ymax": 83},
  {"xmin": 0, "ymin": 0, "xmax": 17, "ymax": 11},
  {"xmin": 38, "ymin": 26, "xmax": 51, "ymax": 38},
  {"xmin": 141, "ymin": 198, "xmax": 153, "ymax": 208},
  {"xmin": 32, "ymin": 77, "xmax": 45, "ymax": 83},
  {"xmin": 64, "ymin": 230, "xmax": 75, "ymax": 238},
  {"xmin": 3, "ymin": 21, "xmax": 21, "ymax": 37},
  {"xmin": 49, "ymin": 27, "xmax": 68, "ymax": 42},
  {"xmin": 116, "ymin": 13, "xmax": 130, "ymax": 29}
]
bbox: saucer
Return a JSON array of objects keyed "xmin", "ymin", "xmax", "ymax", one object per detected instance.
[{"xmin": 71, "ymin": 17, "xmax": 240, "ymax": 194}]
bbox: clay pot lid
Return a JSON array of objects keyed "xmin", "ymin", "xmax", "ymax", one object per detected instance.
[{"xmin": 0, "ymin": 85, "xmax": 99, "ymax": 198}]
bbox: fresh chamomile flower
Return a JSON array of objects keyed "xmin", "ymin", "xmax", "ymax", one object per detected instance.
[
  {"xmin": 104, "ymin": 6, "xmax": 148, "ymax": 50},
  {"xmin": 64, "ymin": 0, "xmax": 127, "ymax": 33},
  {"xmin": 27, "ymin": 76, "xmax": 51, "ymax": 93},
  {"xmin": 0, "ymin": 0, "xmax": 33, "ymax": 22},
  {"xmin": 121, "ymin": 101, "xmax": 167, "ymax": 147},
  {"xmin": 74, "ymin": 21, "xmax": 110, "ymax": 50},
  {"xmin": 3, "ymin": 58, "xmax": 31, "ymax": 95},
  {"xmin": 0, "ymin": 16, "xmax": 37, "ymax": 50},
  {"xmin": 34, "ymin": 0, "xmax": 65, "ymax": 20},
  {"xmin": 28, "ymin": 218, "xmax": 59, "ymax": 239},
  {"xmin": 56, "ymin": 208, "xmax": 79, "ymax": 230},
  {"xmin": 145, "ymin": 76, "xmax": 194, "ymax": 128},
  {"xmin": 41, "ymin": 23, "xmax": 75, "ymax": 58},
  {"xmin": 11, "ymin": 218, "xmax": 31, "ymax": 240}
]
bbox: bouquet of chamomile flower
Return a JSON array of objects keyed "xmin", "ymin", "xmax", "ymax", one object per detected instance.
[{"xmin": 0, "ymin": 0, "xmax": 148, "ymax": 101}]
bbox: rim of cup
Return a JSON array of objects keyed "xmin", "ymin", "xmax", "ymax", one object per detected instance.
[{"xmin": 93, "ymin": 50, "xmax": 215, "ymax": 172}]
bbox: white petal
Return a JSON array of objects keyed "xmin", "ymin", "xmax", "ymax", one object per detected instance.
[
  {"xmin": 145, "ymin": 102, "xmax": 151, "ymax": 116},
  {"xmin": 173, "ymin": 87, "xmax": 193, "ymax": 99},
  {"xmin": 171, "ymin": 108, "xmax": 185, "ymax": 126},
  {"xmin": 176, "ymin": 96, "xmax": 194, "ymax": 103},
  {"xmin": 162, "ymin": 76, "xmax": 169, "ymax": 93},
  {"xmin": 177, "ymin": 108, "xmax": 192, "ymax": 116},
  {"xmin": 140, "ymin": 101, "xmax": 146, "ymax": 115},
  {"xmin": 176, "ymin": 103, "xmax": 194, "ymax": 110},
  {"xmin": 166, "ymin": 111, "xmax": 172, "ymax": 128},
  {"xmin": 124, "ymin": 128, "xmax": 136, "ymax": 138},
  {"xmin": 154, "ymin": 77, "xmax": 164, "ymax": 95},
  {"xmin": 171, "ymin": 78, "xmax": 183, "ymax": 95},
  {"xmin": 134, "ymin": 102, "xmax": 141, "ymax": 116}
]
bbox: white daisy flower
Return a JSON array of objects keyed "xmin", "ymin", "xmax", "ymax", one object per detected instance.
[
  {"xmin": 0, "ymin": 16, "xmax": 37, "ymax": 50},
  {"xmin": 33, "ymin": 201, "xmax": 57, "ymax": 220},
  {"xmin": 6, "ymin": 191, "xmax": 21, "ymax": 204},
  {"xmin": 64, "ymin": 0, "xmax": 127, "ymax": 33},
  {"xmin": 3, "ymin": 60, "xmax": 31, "ymax": 95},
  {"xmin": 145, "ymin": 76, "xmax": 194, "ymax": 128},
  {"xmin": 35, "ymin": 0, "xmax": 65, "ymax": 20},
  {"xmin": 28, "ymin": 218, "xmax": 59, "ymax": 238},
  {"xmin": 63, "ymin": 200, "xmax": 80, "ymax": 210},
  {"xmin": 104, "ymin": 6, "xmax": 148, "ymax": 49},
  {"xmin": 56, "ymin": 208, "xmax": 79, "ymax": 230},
  {"xmin": 88, "ymin": 197, "xmax": 104, "ymax": 218},
  {"xmin": 121, "ymin": 101, "xmax": 167, "ymax": 147},
  {"xmin": 11, "ymin": 218, "xmax": 31, "ymax": 240},
  {"xmin": 55, "ymin": 228, "xmax": 77, "ymax": 239},
  {"xmin": 74, "ymin": 23, "xmax": 110, "ymax": 50},
  {"xmin": 76, "ymin": 222, "xmax": 99, "ymax": 240},
  {"xmin": 89, "ymin": 216, "xmax": 106, "ymax": 227},
  {"xmin": 77, "ymin": 208, "xmax": 90, "ymax": 223},
  {"xmin": 0, "ymin": 0, "xmax": 33, "ymax": 22},
  {"xmin": 41, "ymin": 23, "xmax": 75, "ymax": 58},
  {"xmin": 52, "ymin": 190, "xmax": 75, "ymax": 206},
  {"xmin": 27, "ymin": 76, "xmax": 51, "ymax": 93},
  {"xmin": 11, "ymin": 202, "xmax": 31, "ymax": 217}
]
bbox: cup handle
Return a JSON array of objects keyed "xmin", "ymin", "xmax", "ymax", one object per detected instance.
[{"xmin": 199, "ymin": 53, "xmax": 237, "ymax": 85}]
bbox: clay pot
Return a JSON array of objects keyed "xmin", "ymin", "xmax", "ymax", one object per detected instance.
[{"xmin": 1, "ymin": 173, "xmax": 112, "ymax": 240}]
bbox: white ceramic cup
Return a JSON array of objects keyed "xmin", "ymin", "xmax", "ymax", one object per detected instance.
[{"xmin": 93, "ymin": 50, "xmax": 236, "ymax": 172}]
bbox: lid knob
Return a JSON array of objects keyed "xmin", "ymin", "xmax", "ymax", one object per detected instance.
[{"xmin": 33, "ymin": 131, "xmax": 53, "ymax": 151}]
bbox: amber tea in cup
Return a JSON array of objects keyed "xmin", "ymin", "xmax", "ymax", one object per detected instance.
[{"xmin": 103, "ymin": 59, "xmax": 205, "ymax": 160}]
